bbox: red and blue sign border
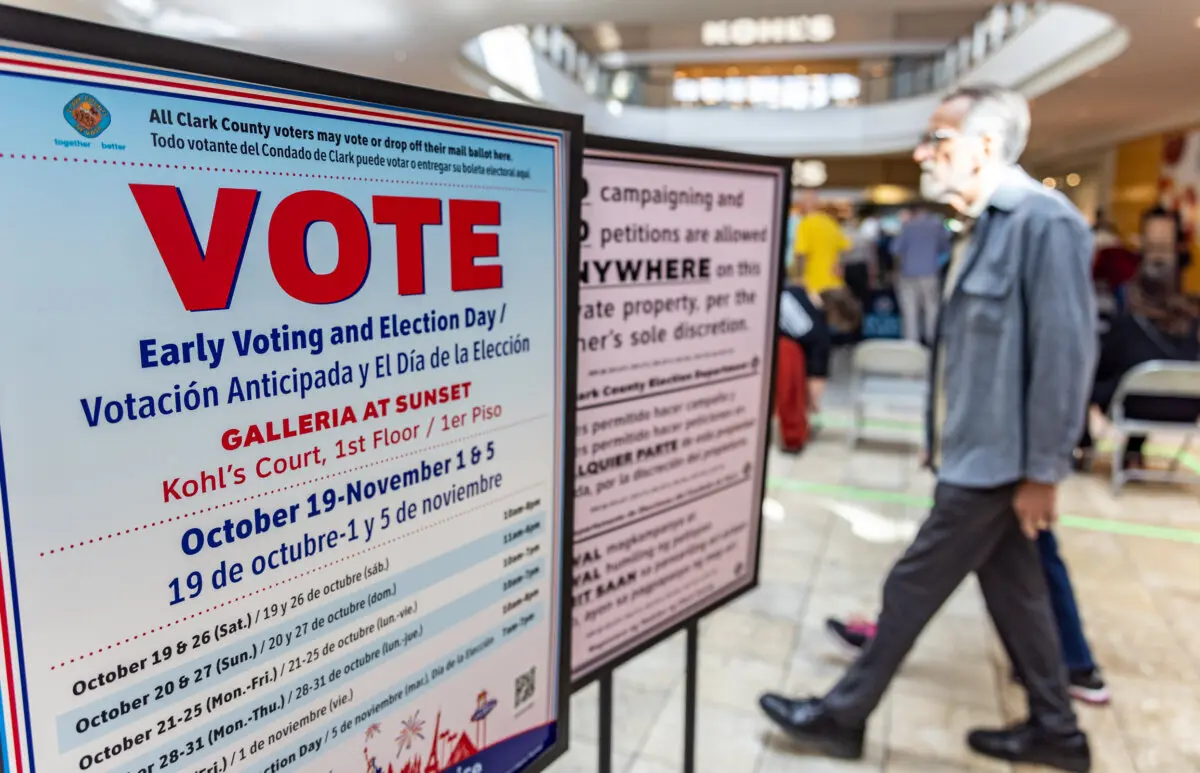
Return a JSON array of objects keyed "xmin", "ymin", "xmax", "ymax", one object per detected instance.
[{"xmin": 0, "ymin": 5, "xmax": 582, "ymax": 773}]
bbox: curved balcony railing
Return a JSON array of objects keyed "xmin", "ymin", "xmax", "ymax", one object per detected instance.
[
  {"xmin": 479, "ymin": 1, "xmax": 1047, "ymax": 112},
  {"xmin": 457, "ymin": 2, "xmax": 1123, "ymax": 157}
]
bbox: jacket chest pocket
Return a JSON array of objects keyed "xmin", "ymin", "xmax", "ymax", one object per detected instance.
[{"xmin": 956, "ymin": 248, "xmax": 1017, "ymax": 335}]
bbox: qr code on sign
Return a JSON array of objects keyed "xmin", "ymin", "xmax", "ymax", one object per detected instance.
[{"xmin": 515, "ymin": 667, "xmax": 536, "ymax": 708}]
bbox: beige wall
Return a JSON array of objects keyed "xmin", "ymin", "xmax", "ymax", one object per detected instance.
[{"xmin": 794, "ymin": 156, "xmax": 921, "ymax": 189}]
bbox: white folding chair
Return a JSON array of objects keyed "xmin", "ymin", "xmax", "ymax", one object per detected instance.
[
  {"xmin": 1108, "ymin": 360, "xmax": 1200, "ymax": 493},
  {"xmin": 848, "ymin": 341, "xmax": 930, "ymax": 447}
]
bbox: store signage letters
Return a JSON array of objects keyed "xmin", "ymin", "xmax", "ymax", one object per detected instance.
[{"xmin": 701, "ymin": 15, "xmax": 836, "ymax": 46}]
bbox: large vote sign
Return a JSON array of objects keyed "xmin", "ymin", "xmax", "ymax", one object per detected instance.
[
  {"xmin": 0, "ymin": 8, "xmax": 578, "ymax": 773},
  {"xmin": 570, "ymin": 137, "xmax": 787, "ymax": 683}
]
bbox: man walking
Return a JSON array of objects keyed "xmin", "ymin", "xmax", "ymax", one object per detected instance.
[
  {"xmin": 759, "ymin": 84, "xmax": 1096, "ymax": 772},
  {"xmin": 891, "ymin": 204, "xmax": 950, "ymax": 344}
]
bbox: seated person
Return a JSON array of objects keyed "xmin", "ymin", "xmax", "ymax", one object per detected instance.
[
  {"xmin": 1092, "ymin": 243, "xmax": 1139, "ymax": 319},
  {"xmin": 775, "ymin": 284, "xmax": 861, "ymax": 452},
  {"xmin": 1078, "ymin": 262, "xmax": 1200, "ymax": 468}
]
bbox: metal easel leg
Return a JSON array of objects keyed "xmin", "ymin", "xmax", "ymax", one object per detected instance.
[
  {"xmin": 599, "ymin": 670, "xmax": 613, "ymax": 773},
  {"xmin": 683, "ymin": 620, "xmax": 699, "ymax": 773}
]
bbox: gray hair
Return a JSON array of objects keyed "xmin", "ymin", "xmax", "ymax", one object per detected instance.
[{"xmin": 943, "ymin": 84, "xmax": 1030, "ymax": 165}]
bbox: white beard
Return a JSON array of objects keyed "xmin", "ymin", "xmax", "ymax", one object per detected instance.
[{"xmin": 920, "ymin": 171, "xmax": 953, "ymax": 203}]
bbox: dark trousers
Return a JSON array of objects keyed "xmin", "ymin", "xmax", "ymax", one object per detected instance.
[
  {"xmin": 823, "ymin": 482, "xmax": 1078, "ymax": 733},
  {"xmin": 999, "ymin": 531, "xmax": 1097, "ymax": 676},
  {"xmin": 1037, "ymin": 531, "xmax": 1096, "ymax": 673},
  {"xmin": 843, "ymin": 263, "xmax": 871, "ymax": 308},
  {"xmin": 841, "ymin": 263, "xmax": 870, "ymax": 343}
]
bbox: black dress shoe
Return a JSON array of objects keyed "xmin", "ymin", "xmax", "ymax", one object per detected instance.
[
  {"xmin": 967, "ymin": 722, "xmax": 1091, "ymax": 772},
  {"xmin": 758, "ymin": 694, "xmax": 865, "ymax": 760}
]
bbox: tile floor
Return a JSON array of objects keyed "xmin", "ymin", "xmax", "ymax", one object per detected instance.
[{"xmin": 547, "ymin": 365, "xmax": 1200, "ymax": 773}]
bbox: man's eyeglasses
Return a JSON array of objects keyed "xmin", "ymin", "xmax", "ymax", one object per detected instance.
[{"xmin": 917, "ymin": 129, "xmax": 961, "ymax": 148}]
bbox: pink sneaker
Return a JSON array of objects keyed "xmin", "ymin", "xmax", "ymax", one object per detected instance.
[{"xmin": 825, "ymin": 617, "xmax": 876, "ymax": 656}]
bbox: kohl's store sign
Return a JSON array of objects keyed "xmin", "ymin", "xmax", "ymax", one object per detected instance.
[{"xmin": 701, "ymin": 15, "xmax": 836, "ymax": 47}]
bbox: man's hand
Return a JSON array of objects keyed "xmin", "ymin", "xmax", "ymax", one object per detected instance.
[{"xmin": 1013, "ymin": 481, "xmax": 1057, "ymax": 539}]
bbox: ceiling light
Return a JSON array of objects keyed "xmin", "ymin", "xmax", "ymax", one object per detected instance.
[
  {"xmin": 478, "ymin": 26, "xmax": 543, "ymax": 100},
  {"xmin": 611, "ymin": 71, "xmax": 634, "ymax": 100},
  {"xmin": 593, "ymin": 22, "xmax": 622, "ymax": 52},
  {"xmin": 870, "ymin": 185, "xmax": 909, "ymax": 205},
  {"xmin": 792, "ymin": 160, "xmax": 827, "ymax": 187},
  {"xmin": 116, "ymin": 0, "xmax": 159, "ymax": 15},
  {"xmin": 149, "ymin": 10, "xmax": 240, "ymax": 39},
  {"xmin": 606, "ymin": 99, "xmax": 623, "ymax": 117},
  {"xmin": 1066, "ymin": 173, "xmax": 1081, "ymax": 187},
  {"xmin": 1043, "ymin": 177, "xmax": 1057, "ymax": 189}
]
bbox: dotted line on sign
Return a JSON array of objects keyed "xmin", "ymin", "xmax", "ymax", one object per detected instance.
[
  {"xmin": 586, "ymin": 348, "xmax": 735, "ymax": 378},
  {"xmin": 0, "ymin": 153, "xmax": 548, "ymax": 193},
  {"xmin": 50, "ymin": 480, "xmax": 544, "ymax": 671},
  {"xmin": 38, "ymin": 415, "xmax": 546, "ymax": 557}
]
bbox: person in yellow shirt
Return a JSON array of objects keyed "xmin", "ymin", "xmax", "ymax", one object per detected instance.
[{"xmin": 793, "ymin": 201, "xmax": 851, "ymax": 293}]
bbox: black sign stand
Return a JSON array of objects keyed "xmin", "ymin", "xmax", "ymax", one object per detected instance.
[
  {"xmin": 598, "ymin": 671, "xmax": 615, "ymax": 773},
  {"xmin": 683, "ymin": 619, "xmax": 699, "ymax": 773},
  {"xmin": 595, "ymin": 617, "xmax": 702, "ymax": 773}
]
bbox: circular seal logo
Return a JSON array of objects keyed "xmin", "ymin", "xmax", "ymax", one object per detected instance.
[{"xmin": 64, "ymin": 93, "xmax": 111, "ymax": 138}]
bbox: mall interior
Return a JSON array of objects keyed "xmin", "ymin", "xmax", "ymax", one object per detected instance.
[{"xmin": 11, "ymin": 0, "xmax": 1200, "ymax": 771}]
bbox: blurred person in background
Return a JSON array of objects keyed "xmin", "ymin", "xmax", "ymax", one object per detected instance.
[
  {"xmin": 1092, "ymin": 211, "xmax": 1121, "ymax": 250},
  {"xmin": 1140, "ymin": 204, "xmax": 1191, "ymax": 289},
  {"xmin": 858, "ymin": 205, "xmax": 882, "ymax": 243},
  {"xmin": 775, "ymin": 283, "xmax": 862, "ymax": 453},
  {"xmin": 891, "ymin": 203, "xmax": 950, "ymax": 345},
  {"xmin": 840, "ymin": 206, "xmax": 880, "ymax": 320},
  {"xmin": 875, "ymin": 210, "xmax": 901, "ymax": 286},
  {"xmin": 794, "ymin": 194, "xmax": 851, "ymax": 293},
  {"xmin": 1077, "ymin": 261, "xmax": 1200, "ymax": 470},
  {"xmin": 1091, "ymin": 215, "xmax": 1139, "ymax": 320},
  {"xmin": 760, "ymin": 84, "xmax": 1094, "ymax": 773},
  {"xmin": 786, "ymin": 203, "xmax": 803, "ymax": 278},
  {"xmin": 787, "ymin": 193, "xmax": 816, "ymax": 284}
]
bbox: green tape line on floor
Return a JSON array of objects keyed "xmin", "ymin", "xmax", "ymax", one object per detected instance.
[
  {"xmin": 766, "ymin": 477, "xmax": 1200, "ymax": 545},
  {"xmin": 813, "ymin": 413, "xmax": 1200, "ymax": 475}
]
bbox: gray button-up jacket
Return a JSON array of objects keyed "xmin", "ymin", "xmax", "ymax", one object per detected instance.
[{"xmin": 928, "ymin": 167, "xmax": 1098, "ymax": 488}]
